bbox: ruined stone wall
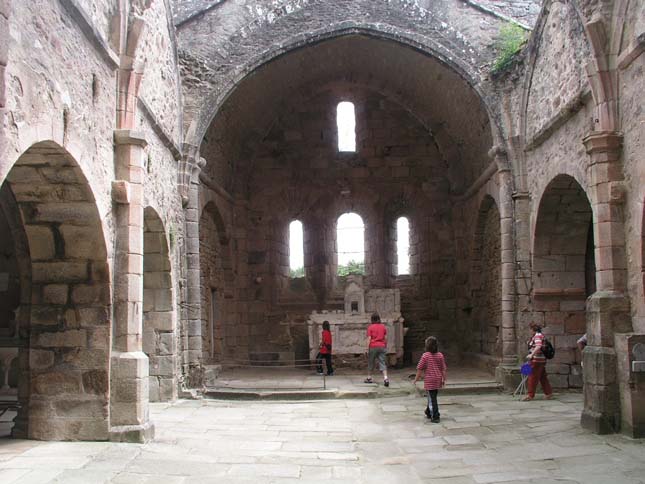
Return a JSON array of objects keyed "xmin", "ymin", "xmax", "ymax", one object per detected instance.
[
  {"xmin": 492, "ymin": 0, "xmax": 596, "ymax": 388},
  {"xmin": 137, "ymin": 0, "xmax": 183, "ymax": 144},
  {"xmin": 620, "ymin": 1, "xmax": 645, "ymax": 332},
  {"xmin": 74, "ymin": 0, "xmax": 114, "ymax": 43},
  {"xmin": 2, "ymin": 0, "xmax": 117, "ymax": 237},
  {"xmin": 176, "ymin": 0, "xmax": 507, "ymax": 150},
  {"xmin": 220, "ymin": 87, "xmax": 454, "ymax": 359},
  {"xmin": 525, "ymin": 0, "xmax": 591, "ymax": 145},
  {"xmin": 1, "ymin": 0, "xmax": 187, "ymax": 437}
]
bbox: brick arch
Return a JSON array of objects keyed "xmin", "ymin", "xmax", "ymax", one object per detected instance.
[
  {"xmin": 199, "ymin": 201, "xmax": 235, "ymax": 362},
  {"xmin": 142, "ymin": 207, "xmax": 177, "ymax": 402},
  {"xmin": 467, "ymin": 196, "xmax": 502, "ymax": 361},
  {"xmin": 532, "ymin": 174, "xmax": 593, "ymax": 388},
  {"xmin": 1, "ymin": 141, "xmax": 111, "ymax": 440}
]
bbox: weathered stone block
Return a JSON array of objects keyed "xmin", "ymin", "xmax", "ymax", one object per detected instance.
[
  {"xmin": 24, "ymin": 225, "xmax": 55, "ymax": 260},
  {"xmin": 77, "ymin": 306, "xmax": 110, "ymax": 327},
  {"xmin": 62, "ymin": 348, "xmax": 109, "ymax": 370},
  {"xmin": 32, "ymin": 261, "xmax": 88, "ymax": 283},
  {"xmin": 158, "ymin": 333, "xmax": 174, "ymax": 355},
  {"xmin": 30, "ymin": 305, "xmax": 63, "ymax": 326},
  {"xmin": 88, "ymin": 327, "xmax": 110, "ymax": 350},
  {"xmin": 60, "ymin": 225, "xmax": 105, "ymax": 260},
  {"xmin": 148, "ymin": 376, "xmax": 160, "ymax": 402},
  {"xmin": 53, "ymin": 398, "xmax": 108, "ymax": 419},
  {"xmin": 83, "ymin": 369, "xmax": 109, "ymax": 395},
  {"xmin": 149, "ymin": 355, "xmax": 175, "ymax": 377},
  {"xmin": 144, "ymin": 311, "xmax": 173, "ymax": 331},
  {"xmin": 29, "ymin": 416, "xmax": 109, "ymax": 441},
  {"xmin": 32, "ymin": 371, "xmax": 82, "ymax": 395},
  {"xmin": 71, "ymin": 283, "xmax": 109, "ymax": 304},
  {"xmin": 34, "ymin": 329, "xmax": 87, "ymax": 348},
  {"xmin": 29, "ymin": 349, "xmax": 55, "ymax": 370},
  {"xmin": 111, "ymin": 352, "xmax": 149, "ymax": 380},
  {"xmin": 583, "ymin": 346, "xmax": 617, "ymax": 385},
  {"xmin": 158, "ymin": 378, "xmax": 176, "ymax": 401}
]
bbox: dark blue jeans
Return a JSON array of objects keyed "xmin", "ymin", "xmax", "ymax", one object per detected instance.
[
  {"xmin": 316, "ymin": 352, "xmax": 333, "ymax": 374},
  {"xmin": 427, "ymin": 390, "xmax": 440, "ymax": 419}
]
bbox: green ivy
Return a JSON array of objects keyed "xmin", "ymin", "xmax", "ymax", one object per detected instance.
[{"xmin": 492, "ymin": 23, "xmax": 528, "ymax": 75}]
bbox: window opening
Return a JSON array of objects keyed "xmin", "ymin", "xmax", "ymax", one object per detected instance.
[
  {"xmin": 289, "ymin": 220, "xmax": 305, "ymax": 278},
  {"xmin": 337, "ymin": 212, "xmax": 365, "ymax": 275},
  {"xmin": 397, "ymin": 217, "xmax": 410, "ymax": 275},
  {"xmin": 337, "ymin": 101, "xmax": 356, "ymax": 152}
]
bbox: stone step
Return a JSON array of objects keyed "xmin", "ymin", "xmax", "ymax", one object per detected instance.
[{"xmin": 202, "ymin": 381, "xmax": 503, "ymax": 401}]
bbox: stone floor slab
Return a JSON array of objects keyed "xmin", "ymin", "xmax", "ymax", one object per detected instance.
[{"xmin": 0, "ymin": 392, "xmax": 643, "ymax": 483}]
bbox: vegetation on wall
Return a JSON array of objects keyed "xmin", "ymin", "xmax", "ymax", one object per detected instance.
[
  {"xmin": 491, "ymin": 22, "xmax": 528, "ymax": 75},
  {"xmin": 338, "ymin": 260, "xmax": 365, "ymax": 276}
]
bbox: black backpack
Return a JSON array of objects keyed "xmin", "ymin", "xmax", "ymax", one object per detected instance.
[{"xmin": 542, "ymin": 338, "xmax": 555, "ymax": 359}]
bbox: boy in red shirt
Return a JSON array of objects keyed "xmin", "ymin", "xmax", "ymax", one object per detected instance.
[
  {"xmin": 364, "ymin": 313, "xmax": 389, "ymax": 386},
  {"xmin": 316, "ymin": 320, "xmax": 334, "ymax": 376}
]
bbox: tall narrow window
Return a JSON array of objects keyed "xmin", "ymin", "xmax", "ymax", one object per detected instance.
[
  {"xmin": 289, "ymin": 220, "xmax": 304, "ymax": 277},
  {"xmin": 397, "ymin": 217, "xmax": 410, "ymax": 275},
  {"xmin": 337, "ymin": 101, "xmax": 356, "ymax": 152},
  {"xmin": 337, "ymin": 212, "xmax": 365, "ymax": 275}
]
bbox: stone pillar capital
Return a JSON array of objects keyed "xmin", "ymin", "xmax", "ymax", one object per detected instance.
[
  {"xmin": 583, "ymin": 131, "xmax": 623, "ymax": 157},
  {"xmin": 178, "ymin": 153, "xmax": 206, "ymax": 207},
  {"xmin": 488, "ymin": 145, "xmax": 510, "ymax": 172},
  {"xmin": 114, "ymin": 129, "xmax": 148, "ymax": 147}
]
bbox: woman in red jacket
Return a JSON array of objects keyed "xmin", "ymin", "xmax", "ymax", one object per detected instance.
[{"xmin": 316, "ymin": 320, "xmax": 334, "ymax": 376}]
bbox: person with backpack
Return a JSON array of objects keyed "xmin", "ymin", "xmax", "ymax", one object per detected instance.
[{"xmin": 524, "ymin": 322, "xmax": 553, "ymax": 401}]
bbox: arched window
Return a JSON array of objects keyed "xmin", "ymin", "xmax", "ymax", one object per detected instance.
[
  {"xmin": 289, "ymin": 220, "xmax": 304, "ymax": 277},
  {"xmin": 397, "ymin": 216, "xmax": 410, "ymax": 275},
  {"xmin": 337, "ymin": 212, "xmax": 364, "ymax": 275},
  {"xmin": 337, "ymin": 101, "xmax": 356, "ymax": 152}
]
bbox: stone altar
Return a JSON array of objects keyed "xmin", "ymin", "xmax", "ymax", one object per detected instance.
[{"xmin": 308, "ymin": 276, "xmax": 405, "ymax": 365}]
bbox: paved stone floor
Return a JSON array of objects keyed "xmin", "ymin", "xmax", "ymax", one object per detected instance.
[{"xmin": 1, "ymin": 391, "xmax": 644, "ymax": 483}]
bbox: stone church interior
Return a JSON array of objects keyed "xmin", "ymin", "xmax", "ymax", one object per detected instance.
[{"xmin": 0, "ymin": 0, "xmax": 644, "ymax": 442}]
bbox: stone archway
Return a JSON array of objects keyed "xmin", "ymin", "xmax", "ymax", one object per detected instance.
[
  {"xmin": 533, "ymin": 174, "xmax": 594, "ymax": 389},
  {"xmin": 467, "ymin": 196, "xmax": 502, "ymax": 370},
  {"xmin": 142, "ymin": 207, "xmax": 176, "ymax": 402},
  {"xmin": 0, "ymin": 141, "xmax": 111, "ymax": 440}
]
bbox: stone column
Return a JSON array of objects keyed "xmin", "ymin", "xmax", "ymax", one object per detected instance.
[
  {"xmin": 581, "ymin": 130, "xmax": 632, "ymax": 434},
  {"xmin": 178, "ymin": 152, "xmax": 205, "ymax": 386},
  {"xmin": 109, "ymin": 129, "xmax": 154, "ymax": 442},
  {"xmin": 491, "ymin": 148, "xmax": 519, "ymax": 386}
]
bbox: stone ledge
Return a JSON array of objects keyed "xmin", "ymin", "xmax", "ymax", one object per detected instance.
[
  {"xmin": 533, "ymin": 288, "xmax": 586, "ymax": 299},
  {"xmin": 109, "ymin": 421, "xmax": 155, "ymax": 443}
]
